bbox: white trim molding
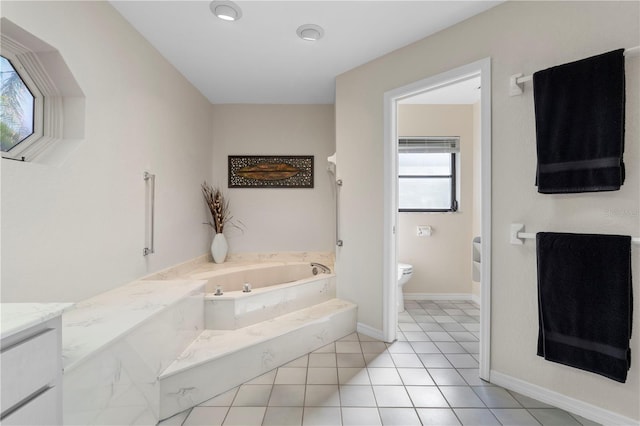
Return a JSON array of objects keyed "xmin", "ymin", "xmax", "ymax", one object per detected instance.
[
  {"xmin": 405, "ymin": 292, "xmax": 471, "ymax": 300},
  {"xmin": 490, "ymin": 371, "xmax": 639, "ymax": 426},
  {"xmin": 404, "ymin": 293, "xmax": 482, "ymax": 306},
  {"xmin": 383, "ymin": 57, "xmax": 491, "ymax": 379},
  {"xmin": 356, "ymin": 322, "xmax": 385, "ymax": 342}
]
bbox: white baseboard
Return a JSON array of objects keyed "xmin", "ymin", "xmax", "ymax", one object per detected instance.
[
  {"xmin": 404, "ymin": 292, "xmax": 480, "ymax": 305},
  {"xmin": 471, "ymin": 293, "xmax": 481, "ymax": 306},
  {"xmin": 356, "ymin": 322, "xmax": 385, "ymax": 342},
  {"xmin": 490, "ymin": 370, "xmax": 639, "ymax": 426}
]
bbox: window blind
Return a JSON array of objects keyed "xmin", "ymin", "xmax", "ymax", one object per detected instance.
[{"xmin": 398, "ymin": 137, "xmax": 460, "ymax": 154}]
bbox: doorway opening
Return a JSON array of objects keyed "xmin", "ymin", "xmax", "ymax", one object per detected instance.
[{"xmin": 383, "ymin": 58, "xmax": 492, "ymax": 380}]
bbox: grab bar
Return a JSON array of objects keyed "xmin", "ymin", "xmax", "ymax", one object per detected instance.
[
  {"xmin": 143, "ymin": 171, "xmax": 155, "ymax": 256},
  {"xmin": 336, "ymin": 179, "xmax": 343, "ymax": 247}
]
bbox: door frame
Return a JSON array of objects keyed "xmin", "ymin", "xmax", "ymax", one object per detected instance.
[{"xmin": 382, "ymin": 57, "xmax": 492, "ymax": 380}]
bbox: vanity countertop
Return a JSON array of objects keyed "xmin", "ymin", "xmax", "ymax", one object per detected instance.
[{"xmin": 1, "ymin": 303, "xmax": 74, "ymax": 340}]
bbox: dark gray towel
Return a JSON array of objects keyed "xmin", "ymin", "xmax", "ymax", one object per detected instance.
[
  {"xmin": 537, "ymin": 232, "xmax": 632, "ymax": 382},
  {"xmin": 533, "ymin": 49, "xmax": 626, "ymax": 193}
]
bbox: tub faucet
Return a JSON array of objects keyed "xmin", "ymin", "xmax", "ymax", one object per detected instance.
[{"xmin": 311, "ymin": 262, "xmax": 331, "ymax": 274}]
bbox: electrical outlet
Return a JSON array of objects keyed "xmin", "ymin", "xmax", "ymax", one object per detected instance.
[{"xmin": 417, "ymin": 225, "xmax": 432, "ymax": 237}]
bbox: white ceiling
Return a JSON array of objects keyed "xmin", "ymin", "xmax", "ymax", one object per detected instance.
[{"xmin": 110, "ymin": 1, "xmax": 502, "ymax": 104}]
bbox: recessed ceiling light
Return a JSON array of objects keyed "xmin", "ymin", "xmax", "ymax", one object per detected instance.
[
  {"xmin": 296, "ymin": 24, "xmax": 324, "ymax": 42},
  {"xmin": 210, "ymin": 1, "xmax": 242, "ymax": 21}
]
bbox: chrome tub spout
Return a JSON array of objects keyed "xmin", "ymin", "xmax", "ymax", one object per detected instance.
[{"xmin": 311, "ymin": 262, "xmax": 331, "ymax": 275}]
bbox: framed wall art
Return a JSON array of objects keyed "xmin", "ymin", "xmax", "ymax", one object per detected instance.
[{"xmin": 228, "ymin": 155, "xmax": 314, "ymax": 188}]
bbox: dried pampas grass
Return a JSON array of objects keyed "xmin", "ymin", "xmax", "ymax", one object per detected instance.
[{"xmin": 201, "ymin": 182, "xmax": 240, "ymax": 234}]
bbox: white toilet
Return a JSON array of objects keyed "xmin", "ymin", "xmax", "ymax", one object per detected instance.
[{"xmin": 397, "ymin": 263, "xmax": 413, "ymax": 312}]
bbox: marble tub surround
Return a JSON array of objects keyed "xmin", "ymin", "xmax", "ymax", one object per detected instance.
[
  {"xmin": 1, "ymin": 303, "xmax": 73, "ymax": 340},
  {"xmin": 191, "ymin": 262, "xmax": 325, "ymax": 292},
  {"xmin": 159, "ymin": 298, "xmax": 357, "ymax": 420},
  {"xmin": 62, "ymin": 280, "xmax": 206, "ymax": 371},
  {"xmin": 205, "ymin": 274, "xmax": 336, "ymax": 329},
  {"xmin": 58, "ymin": 255, "xmax": 344, "ymax": 424},
  {"xmin": 61, "ymin": 280, "xmax": 205, "ymax": 425},
  {"xmin": 224, "ymin": 251, "xmax": 335, "ymax": 267},
  {"xmin": 142, "ymin": 254, "xmax": 210, "ymax": 281},
  {"xmin": 145, "ymin": 251, "xmax": 335, "ymax": 282}
]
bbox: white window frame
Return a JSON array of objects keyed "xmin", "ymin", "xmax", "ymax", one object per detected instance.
[
  {"xmin": 0, "ymin": 19, "xmax": 79, "ymax": 164},
  {"xmin": 1, "ymin": 50, "xmax": 44, "ymax": 157},
  {"xmin": 397, "ymin": 136, "xmax": 460, "ymax": 212}
]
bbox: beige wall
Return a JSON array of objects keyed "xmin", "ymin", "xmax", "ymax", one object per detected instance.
[
  {"xmin": 211, "ymin": 104, "xmax": 335, "ymax": 254},
  {"xmin": 397, "ymin": 105, "xmax": 474, "ymax": 296},
  {"xmin": 1, "ymin": 1, "xmax": 213, "ymax": 302},
  {"xmin": 336, "ymin": 1, "xmax": 639, "ymax": 420}
]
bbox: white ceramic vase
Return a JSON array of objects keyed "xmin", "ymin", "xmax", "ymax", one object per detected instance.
[{"xmin": 211, "ymin": 232, "xmax": 228, "ymax": 264}]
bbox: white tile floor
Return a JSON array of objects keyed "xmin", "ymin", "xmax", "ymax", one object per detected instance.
[{"xmin": 159, "ymin": 300, "xmax": 601, "ymax": 426}]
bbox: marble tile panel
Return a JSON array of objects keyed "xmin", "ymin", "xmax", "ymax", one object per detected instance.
[
  {"xmin": 62, "ymin": 280, "xmax": 205, "ymax": 371},
  {"xmin": 163, "ymin": 299, "xmax": 355, "ymax": 376},
  {"xmin": 159, "ymin": 300, "xmax": 356, "ymax": 420},
  {"xmin": 205, "ymin": 276, "xmax": 336, "ymax": 330},
  {"xmin": 62, "ymin": 280, "xmax": 204, "ymax": 425}
]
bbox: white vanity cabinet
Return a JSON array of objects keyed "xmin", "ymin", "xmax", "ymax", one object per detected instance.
[{"xmin": 1, "ymin": 303, "xmax": 72, "ymax": 426}]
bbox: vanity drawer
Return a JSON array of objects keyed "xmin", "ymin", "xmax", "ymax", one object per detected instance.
[
  {"xmin": 1, "ymin": 328, "xmax": 58, "ymax": 413},
  {"xmin": 1, "ymin": 386, "xmax": 57, "ymax": 426}
]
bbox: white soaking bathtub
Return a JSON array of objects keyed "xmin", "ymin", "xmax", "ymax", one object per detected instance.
[{"xmin": 188, "ymin": 262, "xmax": 336, "ymax": 329}]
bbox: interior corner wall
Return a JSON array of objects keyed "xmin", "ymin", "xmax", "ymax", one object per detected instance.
[
  {"xmin": 396, "ymin": 104, "xmax": 474, "ymax": 296},
  {"xmin": 210, "ymin": 104, "xmax": 336, "ymax": 255},
  {"xmin": 1, "ymin": 1, "xmax": 213, "ymax": 302},
  {"xmin": 335, "ymin": 1, "xmax": 639, "ymax": 420}
]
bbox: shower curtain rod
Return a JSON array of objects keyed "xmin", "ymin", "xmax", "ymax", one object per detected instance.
[
  {"xmin": 510, "ymin": 223, "xmax": 640, "ymax": 245},
  {"xmin": 509, "ymin": 45, "xmax": 639, "ymax": 96}
]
